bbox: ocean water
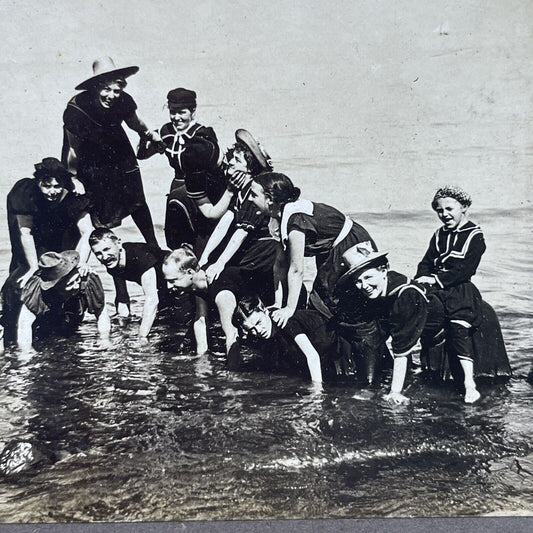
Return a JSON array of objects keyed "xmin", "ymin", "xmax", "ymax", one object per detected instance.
[{"xmin": 0, "ymin": 200, "xmax": 530, "ymax": 522}]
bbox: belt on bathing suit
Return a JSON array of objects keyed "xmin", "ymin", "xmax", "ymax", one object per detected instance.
[{"xmin": 333, "ymin": 217, "xmax": 353, "ymax": 247}]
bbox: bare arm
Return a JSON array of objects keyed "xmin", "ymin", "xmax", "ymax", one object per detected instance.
[
  {"xmin": 65, "ymin": 130, "xmax": 80, "ymax": 175},
  {"xmin": 124, "ymin": 111, "xmax": 150, "ymax": 135},
  {"xmin": 198, "ymin": 210, "xmax": 235, "ymax": 267},
  {"xmin": 75, "ymin": 213, "xmax": 94, "ymax": 267},
  {"xmin": 205, "ymin": 228, "xmax": 248, "ymax": 284},
  {"xmin": 272, "ymin": 230, "xmax": 306, "ymax": 328},
  {"xmin": 17, "ymin": 304, "xmax": 37, "ymax": 351},
  {"xmin": 273, "ymin": 246, "xmax": 289, "ymax": 309},
  {"xmin": 196, "ymin": 190, "xmax": 234, "ymax": 220},
  {"xmin": 17, "ymin": 219, "xmax": 39, "ymax": 287},
  {"xmin": 64, "ymin": 131, "xmax": 85, "ymax": 194},
  {"xmin": 193, "ymin": 296, "xmax": 209, "ymax": 355},
  {"xmin": 293, "ymin": 333, "xmax": 323, "ymax": 383},
  {"xmin": 384, "ymin": 356, "xmax": 409, "ymax": 405},
  {"xmin": 138, "ymin": 268, "xmax": 159, "ymax": 340},
  {"xmin": 96, "ymin": 307, "xmax": 112, "ymax": 347}
]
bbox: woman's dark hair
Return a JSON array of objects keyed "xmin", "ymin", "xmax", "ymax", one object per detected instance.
[
  {"xmin": 232, "ymin": 294, "xmax": 265, "ymax": 331},
  {"xmin": 96, "ymin": 76, "xmax": 127, "ymax": 90},
  {"xmin": 225, "ymin": 141, "xmax": 267, "ymax": 177},
  {"xmin": 33, "ymin": 157, "xmax": 74, "ymax": 191},
  {"xmin": 253, "ymin": 172, "xmax": 301, "ymax": 206}
]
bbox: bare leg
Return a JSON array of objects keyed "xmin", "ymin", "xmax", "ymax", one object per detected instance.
[{"xmin": 459, "ymin": 358, "xmax": 480, "ymax": 403}]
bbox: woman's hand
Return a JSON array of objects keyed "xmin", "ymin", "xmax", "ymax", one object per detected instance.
[
  {"xmin": 271, "ymin": 306, "xmax": 295, "ymax": 328},
  {"xmin": 144, "ymin": 130, "xmax": 166, "ymax": 153},
  {"xmin": 71, "ymin": 177, "xmax": 86, "ymax": 196},
  {"xmin": 384, "ymin": 391, "xmax": 410, "ymax": 405},
  {"xmin": 77, "ymin": 263, "xmax": 92, "ymax": 277},
  {"xmin": 17, "ymin": 268, "xmax": 37, "ymax": 288},
  {"xmin": 205, "ymin": 262, "xmax": 225, "ymax": 284},
  {"xmin": 227, "ymin": 171, "xmax": 249, "ymax": 192}
]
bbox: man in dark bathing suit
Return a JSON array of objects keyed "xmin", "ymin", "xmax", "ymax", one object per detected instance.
[{"xmin": 89, "ymin": 228, "xmax": 169, "ymax": 346}]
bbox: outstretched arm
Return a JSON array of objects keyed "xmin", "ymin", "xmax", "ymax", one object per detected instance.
[
  {"xmin": 16, "ymin": 219, "xmax": 39, "ymax": 287},
  {"xmin": 64, "ymin": 130, "xmax": 85, "ymax": 195},
  {"xmin": 138, "ymin": 267, "xmax": 159, "ymax": 341},
  {"xmin": 293, "ymin": 333, "xmax": 323, "ymax": 383},
  {"xmin": 193, "ymin": 296, "xmax": 209, "ymax": 355},
  {"xmin": 384, "ymin": 356, "xmax": 409, "ymax": 405},
  {"xmin": 75, "ymin": 213, "xmax": 94, "ymax": 269},
  {"xmin": 96, "ymin": 307, "xmax": 112, "ymax": 349},
  {"xmin": 125, "ymin": 112, "xmax": 163, "ymax": 151},
  {"xmin": 271, "ymin": 230, "xmax": 305, "ymax": 328},
  {"xmin": 198, "ymin": 210, "xmax": 235, "ymax": 267},
  {"xmin": 196, "ymin": 190, "xmax": 234, "ymax": 220},
  {"xmin": 205, "ymin": 228, "xmax": 248, "ymax": 283}
]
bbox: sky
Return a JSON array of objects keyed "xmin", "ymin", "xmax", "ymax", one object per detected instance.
[{"xmin": 0, "ymin": 0, "xmax": 531, "ymax": 214}]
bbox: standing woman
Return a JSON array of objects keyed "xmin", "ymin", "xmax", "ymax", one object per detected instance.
[
  {"xmin": 62, "ymin": 57, "xmax": 160, "ymax": 247},
  {"xmin": 138, "ymin": 87, "xmax": 241, "ymax": 254},
  {"xmin": 250, "ymin": 172, "xmax": 376, "ymax": 327}
]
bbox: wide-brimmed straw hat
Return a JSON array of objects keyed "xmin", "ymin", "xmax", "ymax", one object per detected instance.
[
  {"xmin": 337, "ymin": 242, "xmax": 388, "ymax": 287},
  {"xmin": 37, "ymin": 250, "xmax": 80, "ymax": 290},
  {"xmin": 235, "ymin": 129, "xmax": 272, "ymax": 170},
  {"xmin": 75, "ymin": 56, "xmax": 139, "ymax": 91}
]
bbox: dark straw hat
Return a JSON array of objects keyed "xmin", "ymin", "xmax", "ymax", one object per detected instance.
[
  {"xmin": 337, "ymin": 243, "xmax": 388, "ymax": 287},
  {"xmin": 235, "ymin": 129, "xmax": 272, "ymax": 170},
  {"xmin": 75, "ymin": 56, "xmax": 139, "ymax": 91},
  {"xmin": 37, "ymin": 250, "xmax": 80, "ymax": 290},
  {"xmin": 33, "ymin": 157, "xmax": 73, "ymax": 182},
  {"xmin": 167, "ymin": 88, "xmax": 197, "ymax": 108}
]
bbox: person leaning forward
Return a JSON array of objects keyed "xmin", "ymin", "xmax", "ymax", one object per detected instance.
[
  {"xmin": 16, "ymin": 251, "xmax": 111, "ymax": 352},
  {"xmin": 89, "ymin": 228, "xmax": 170, "ymax": 346}
]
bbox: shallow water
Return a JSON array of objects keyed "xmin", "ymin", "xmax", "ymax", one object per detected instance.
[{"xmin": 0, "ymin": 208, "xmax": 531, "ymax": 522}]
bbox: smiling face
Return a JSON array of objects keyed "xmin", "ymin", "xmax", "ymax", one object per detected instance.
[
  {"xmin": 434, "ymin": 197, "xmax": 468, "ymax": 230},
  {"xmin": 226, "ymin": 148, "xmax": 251, "ymax": 178},
  {"xmin": 38, "ymin": 177, "xmax": 65, "ymax": 203},
  {"xmin": 168, "ymin": 104, "xmax": 195, "ymax": 132},
  {"xmin": 242, "ymin": 310, "xmax": 273, "ymax": 340},
  {"xmin": 250, "ymin": 181, "xmax": 275, "ymax": 216},
  {"xmin": 162, "ymin": 263, "xmax": 195, "ymax": 292},
  {"xmin": 97, "ymin": 80, "xmax": 123, "ymax": 109},
  {"xmin": 354, "ymin": 266, "xmax": 388, "ymax": 299},
  {"xmin": 91, "ymin": 237, "xmax": 122, "ymax": 269}
]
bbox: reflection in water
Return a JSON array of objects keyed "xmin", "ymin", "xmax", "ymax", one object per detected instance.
[{"xmin": 0, "ymin": 211, "xmax": 531, "ymax": 521}]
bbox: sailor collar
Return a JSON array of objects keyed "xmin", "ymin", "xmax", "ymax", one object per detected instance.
[
  {"xmin": 171, "ymin": 121, "xmax": 201, "ymax": 139},
  {"xmin": 441, "ymin": 219, "xmax": 477, "ymax": 234}
]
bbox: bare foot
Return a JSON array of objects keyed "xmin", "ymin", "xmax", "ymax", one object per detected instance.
[{"xmin": 464, "ymin": 387, "xmax": 481, "ymax": 404}]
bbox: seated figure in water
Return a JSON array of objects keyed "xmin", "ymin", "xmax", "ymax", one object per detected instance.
[
  {"xmin": 89, "ymin": 228, "xmax": 171, "ymax": 346},
  {"xmin": 16, "ymin": 250, "xmax": 111, "ymax": 352},
  {"xmin": 335, "ymin": 242, "xmax": 511, "ymax": 405},
  {"xmin": 414, "ymin": 186, "xmax": 511, "ymax": 401}
]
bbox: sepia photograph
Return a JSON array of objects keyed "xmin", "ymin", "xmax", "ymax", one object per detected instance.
[{"xmin": 0, "ymin": 1, "xmax": 531, "ymax": 531}]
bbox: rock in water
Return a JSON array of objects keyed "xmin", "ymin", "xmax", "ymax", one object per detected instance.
[{"xmin": 0, "ymin": 441, "xmax": 42, "ymax": 477}]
